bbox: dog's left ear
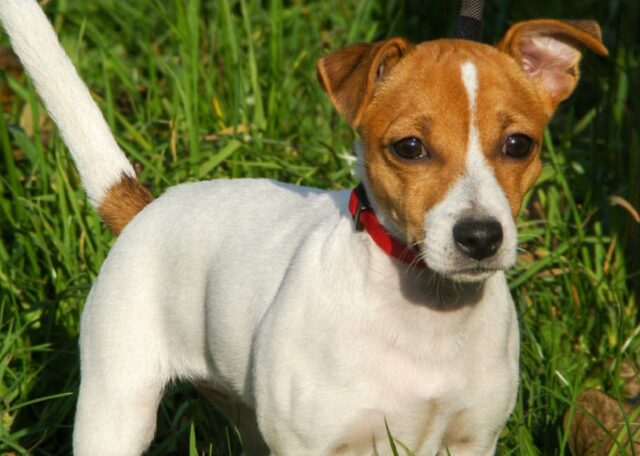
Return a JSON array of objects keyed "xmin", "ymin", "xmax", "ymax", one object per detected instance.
[
  {"xmin": 317, "ymin": 38, "xmax": 413, "ymax": 128},
  {"xmin": 498, "ymin": 19, "xmax": 608, "ymax": 115}
]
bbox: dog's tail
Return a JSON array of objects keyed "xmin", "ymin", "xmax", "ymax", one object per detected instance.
[{"xmin": 0, "ymin": 0, "xmax": 153, "ymax": 235}]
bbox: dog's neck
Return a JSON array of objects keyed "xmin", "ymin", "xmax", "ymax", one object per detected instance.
[
  {"xmin": 349, "ymin": 184, "xmax": 425, "ymax": 267},
  {"xmin": 352, "ymin": 140, "xmax": 406, "ymax": 240},
  {"xmin": 353, "ymin": 139, "xmax": 494, "ymax": 311}
]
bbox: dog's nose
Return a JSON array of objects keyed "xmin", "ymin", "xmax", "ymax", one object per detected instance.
[{"xmin": 452, "ymin": 218, "xmax": 503, "ymax": 260}]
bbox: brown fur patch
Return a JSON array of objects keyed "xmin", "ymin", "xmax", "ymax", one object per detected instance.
[
  {"xmin": 97, "ymin": 174, "xmax": 154, "ymax": 236},
  {"xmin": 359, "ymin": 41, "xmax": 546, "ymax": 243},
  {"xmin": 317, "ymin": 38, "xmax": 413, "ymax": 128},
  {"xmin": 318, "ymin": 21, "xmax": 606, "ymax": 245}
]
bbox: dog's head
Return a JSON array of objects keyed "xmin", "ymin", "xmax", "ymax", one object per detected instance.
[{"xmin": 318, "ymin": 20, "xmax": 607, "ymax": 282}]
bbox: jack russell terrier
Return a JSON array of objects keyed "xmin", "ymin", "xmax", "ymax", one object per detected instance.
[{"xmin": 0, "ymin": 0, "xmax": 607, "ymax": 454}]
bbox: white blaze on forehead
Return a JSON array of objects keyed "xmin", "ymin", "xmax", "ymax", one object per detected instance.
[
  {"xmin": 461, "ymin": 61, "xmax": 478, "ymax": 106},
  {"xmin": 461, "ymin": 61, "xmax": 484, "ymax": 169}
]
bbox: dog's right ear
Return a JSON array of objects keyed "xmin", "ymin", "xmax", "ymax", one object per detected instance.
[{"xmin": 317, "ymin": 38, "xmax": 412, "ymax": 128}]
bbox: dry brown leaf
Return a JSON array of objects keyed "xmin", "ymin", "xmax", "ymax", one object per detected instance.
[
  {"xmin": 621, "ymin": 361, "xmax": 640, "ymax": 400},
  {"xmin": 609, "ymin": 196, "xmax": 640, "ymax": 223},
  {"xmin": 0, "ymin": 46, "xmax": 22, "ymax": 72},
  {"xmin": 203, "ymin": 124, "xmax": 249, "ymax": 141},
  {"xmin": 565, "ymin": 388, "xmax": 639, "ymax": 455},
  {"xmin": 18, "ymin": 102, "xmax": 50, "ymax": 137}
]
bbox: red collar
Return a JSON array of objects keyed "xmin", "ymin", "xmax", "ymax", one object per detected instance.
[{"xmin": 349, "ymin": 185, "xmax": 426, "ymax": 267}]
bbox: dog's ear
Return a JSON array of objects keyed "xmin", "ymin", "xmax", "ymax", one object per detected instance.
[
  {"xmin": 498, "ymin": 19, "xmax": 608, "ymax": 115},
  {"xmin": 317, "ymin": 38, "xmax": 412, "ymax": 128}
]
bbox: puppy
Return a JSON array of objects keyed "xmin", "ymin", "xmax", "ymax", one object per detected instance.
[{"xmin": 0, "ymin": 1, "xmax": 607, "ymax": 454}]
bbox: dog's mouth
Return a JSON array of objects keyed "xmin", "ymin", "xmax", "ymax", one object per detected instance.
[
  {"xmin": 444, "ymin": 266, "xmax": 501, "ymax": 282},
  {"xmin": 419, "ymin": 251, "xmax": 507, "ymax": 283}
]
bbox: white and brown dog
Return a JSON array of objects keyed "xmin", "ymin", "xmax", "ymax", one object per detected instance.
[{"xmin": 0, "ymin": 1, "xmax": 607, "ymax": 455}]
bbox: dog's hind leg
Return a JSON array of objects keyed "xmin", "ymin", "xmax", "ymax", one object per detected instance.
[
  {"xmin": 73, "ymin": 315, "xmax": 171, "ymax": 456},
  {"xmin": 72, "ymin": 276, "xmax": 177, "ymax": 456},
  {"xmin": 73, "ymin": 372, "xmax": 165, "ymax": 456}
]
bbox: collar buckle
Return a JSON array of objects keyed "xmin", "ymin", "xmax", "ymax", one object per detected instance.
[{"xmin": 352, "ymin": 184, "xmax": 370, "ymax": 232}]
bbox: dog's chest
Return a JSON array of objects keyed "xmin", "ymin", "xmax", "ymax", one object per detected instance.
[
  {"xmin": 249, "ymin": 214, "xmax": 519, "ymax": 454},
  {"xmin": 324, "ymin": 274, "xmax": 519, "ymax": 454}
]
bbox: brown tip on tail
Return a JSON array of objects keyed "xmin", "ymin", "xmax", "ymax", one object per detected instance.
[{"xmin": 97, "ymin": 174, "xmax": 154, "ymax": 236}]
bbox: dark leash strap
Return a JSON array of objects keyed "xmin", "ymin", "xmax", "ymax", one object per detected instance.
[{"xmin": 454, "ymin": 0, "xmax": 484, "ymax": 42}]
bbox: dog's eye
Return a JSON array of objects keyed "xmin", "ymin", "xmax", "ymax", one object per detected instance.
[
  {"xmin": 391, "ymin": 137, "xmax": 429, "ymax": 160},
  {"xmin": 502, "ymin": 134, "xmax": 533, "ymax": 158}
]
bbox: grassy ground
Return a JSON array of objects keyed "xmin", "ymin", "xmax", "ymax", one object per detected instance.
[{"xmin": 0, "ymin": 0, "xmax": 638, "ymax": 454}]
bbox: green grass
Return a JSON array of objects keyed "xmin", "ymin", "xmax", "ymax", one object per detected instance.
[{"xmin": 0, "ymin": 0, "xmax": 638, "ymax": 454}]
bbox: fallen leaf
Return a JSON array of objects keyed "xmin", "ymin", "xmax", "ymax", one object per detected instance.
[
  {"xmin": 0, "ymin": 46, "xmax": 22, "ymax": 72},
  {"xmin": 565, "ymin": 388, "xmax": 640, "ymax": 455},
  {"xmin": 610, "ymin": 196, "xmax": 640, "ymax": 223}
]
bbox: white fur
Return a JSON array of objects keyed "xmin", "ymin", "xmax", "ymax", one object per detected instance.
[
  {"xmin": 74, "ymin": 180, "xmax": 519, "ymax": 455},
  {"xmin": 423, "ymin": 62, "xmax": 517, "ymax": 282},
  {"xmin": 2, "ymin": 4, "xmax": 521, "ymax": 455},
  {"xmin": 0, "ymin": 0, "xmax": 135, "ymax": 206}
]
